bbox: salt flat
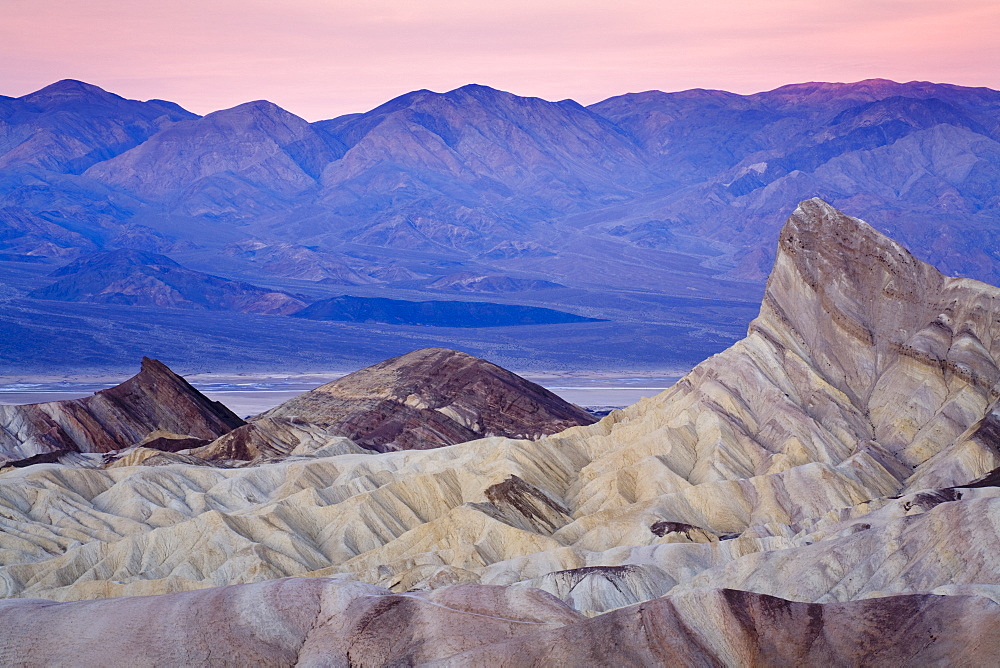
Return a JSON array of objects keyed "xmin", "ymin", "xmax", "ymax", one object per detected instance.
[{"xmin": 0, "ymin": 372, "xmax": 681, "ymax": 416}]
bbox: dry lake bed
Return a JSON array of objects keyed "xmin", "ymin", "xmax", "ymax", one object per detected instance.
[{"xmin": 0, "ymin": 371, "xmax": 683, "ymax": 417}]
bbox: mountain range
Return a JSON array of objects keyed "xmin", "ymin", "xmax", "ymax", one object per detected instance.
[{"xmin": 1, "ymin": 78, "xmax": 999, "ymax": 372}]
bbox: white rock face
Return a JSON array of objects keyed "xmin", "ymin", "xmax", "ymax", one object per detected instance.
[{"xmin": 1, "ymin": 200, "xmax": 1000, "ymax": 651}]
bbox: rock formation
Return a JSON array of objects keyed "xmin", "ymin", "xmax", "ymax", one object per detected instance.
[
  {"xmin": 186, "ymin": 417, "xmax": 368, "ymax": 462},
  {"xmin": 4, "ymin": 200, "xmax": 1000, "ymax": 662},
  {"xmin": 0, "ymin": 357, "xmax": 244, "ymax": 463},
  {"xmin": 197, "ymin": 348, "xmax": 597, "ymax": 456}
]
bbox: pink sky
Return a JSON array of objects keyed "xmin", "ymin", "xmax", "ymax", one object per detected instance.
[{"xmin": 3, "ymin": 0, "xmax": 998, "ymax": 121}]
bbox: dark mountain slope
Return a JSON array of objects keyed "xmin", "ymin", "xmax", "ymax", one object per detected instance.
[
  {"xmin": 292, "ymin": 294, "xmax": 601, "ymax": 327},
  {"xmin": 29, "ymin": 249, "xmax": 306, "ymax": 314},
  {"xmin": 234, "ymin": 348, "xmax": 598, "ymax": 452}
]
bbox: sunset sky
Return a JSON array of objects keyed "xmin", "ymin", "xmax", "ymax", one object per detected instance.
[{"xmin": 3, "ymin": 0, "xmax": 998, "ymax": 121}]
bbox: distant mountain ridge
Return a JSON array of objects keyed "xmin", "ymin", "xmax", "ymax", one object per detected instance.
[
  {"xmin": 28, "ymin": 249, "xmax": 307, "ymax": 314},
  {"xmin": 1, "ymin": 77, "xmax": 999, "ymax": 372},
  {"xmin": 5, "ymin": 77, "xmax": 998, "ymax": 273}
]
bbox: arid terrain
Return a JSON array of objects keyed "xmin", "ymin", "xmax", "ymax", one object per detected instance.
[{"xmin": 2, "ymin": 200, "xmax": 1000, "ymax": 663}]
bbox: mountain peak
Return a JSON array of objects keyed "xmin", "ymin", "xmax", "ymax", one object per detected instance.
[
  {"xmin": 139, "ymin": 355, "xmax": 173, "ymax": 375},
  {"xmin": 776, "ymin": 197, "xmax": 922, "ymax": 283},
  {"xmin": 17, "ymin": 80, "xmax": 198, "ymax": 119},
  {"xmin": 257, "ymin": 347, "xmax": 596, "ymax": 452},
  {"xmin": 444, "ymin": 83, "xmax": 550, "ymax": 107},
  {"xmin": 447, "ymin": 83, "xmax": 506, "ymax": 96},
  {"xmin": 21, "ymin": 79, "xmax": 120, "ymax": 105},
  {"xmin": 763, "ymin": 197, "xmax": 937, "ymax": 330},
  {"xmin": 207, "ymin": 99, "xmax": 301, "ymax": 121},
  {"xmin": 0, "ymin": 357, "xmax": 244, "ymax": 462},
  {"xmin": 232, "ymin": 99, "xmax": 284, "ymax": 113},
  {"xmin": 753, "ymin": 197, "xmax": 956, "ymax": 419},
  {"xmin": 348, "ymin": 89, "xmax": 436, "ymax": 118}
]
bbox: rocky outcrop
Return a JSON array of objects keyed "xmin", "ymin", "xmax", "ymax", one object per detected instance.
[
  {"xmin": 1, "ymin": 578, "xmax": 997, "ymax": 665},
  {"xmin": 244, "ymin": 347, "xmax": 597, "ymax": 452},
  {"xmin": 0, "ymin": 357, "xmax": 244, "ymax": 462},
  {"xmin": 188, "ymin": 417, "xmax": 367, "ymax": 462}
]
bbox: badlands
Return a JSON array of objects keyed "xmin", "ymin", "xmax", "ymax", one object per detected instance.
[{"xmin": 2, "ymin": 199, "xmax": 1000, "ymax": 664}]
